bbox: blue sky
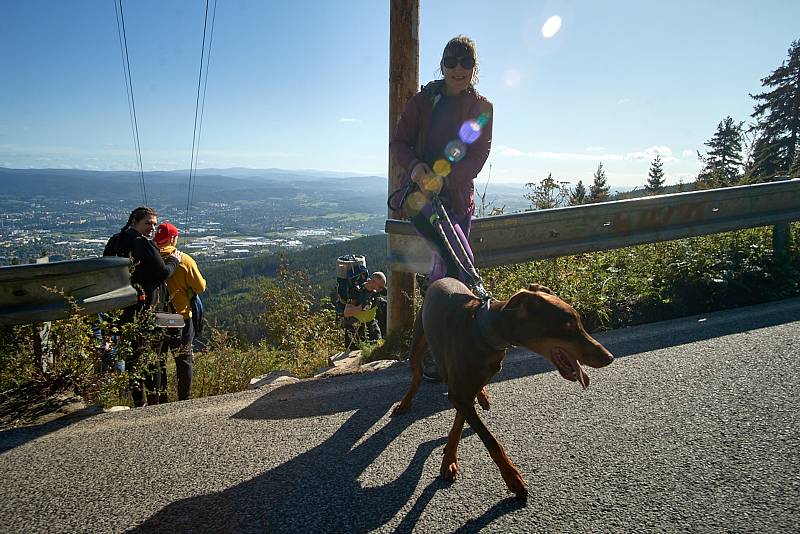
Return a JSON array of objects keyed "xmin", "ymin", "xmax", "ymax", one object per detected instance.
[{"xmin": 1, "ymin": 1, "xmax": 798, "ymax": 188}]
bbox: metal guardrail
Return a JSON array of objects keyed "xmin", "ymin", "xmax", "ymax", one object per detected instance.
[
  {"xmin": 385, "ymin": 179, "xmax": 800, "ymax": 274},
  {"xmin": 0, "ymin": 257, "xmax": 138, "ymax": 325}
]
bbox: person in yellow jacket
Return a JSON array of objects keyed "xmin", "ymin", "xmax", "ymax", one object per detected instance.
[
  {"xmin": 153, "ymin": 221, "xmax": 206, "ymax": 401},
  {"xmin": 342, "ymin": 271, "xmax": 386, "ymax": 351}
]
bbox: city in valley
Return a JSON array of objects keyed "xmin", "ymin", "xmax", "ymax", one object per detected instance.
[{"xmin": 0, "ymin": 167, "xmax": 391, "ymax": 265}]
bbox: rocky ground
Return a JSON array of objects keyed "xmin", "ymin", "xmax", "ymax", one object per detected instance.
[{"xmin": 0, "ymin": 349, "xmax": 403, "ymax": 430}]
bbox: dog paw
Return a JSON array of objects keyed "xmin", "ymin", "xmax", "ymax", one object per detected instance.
[
  {"xmin": 505, "ymin": 472, "xmax": 528, "ymax": 499},
  {"xmin": 391, "ymin": 402, "xmax": 409, "ymax": 416},
  {"xmin": 441, "ymin": 460, "xmax": 460, "ymax": 481},
  {"xmin": 476, "ymin": 388, "xmax": 491, "ymax": 411}
]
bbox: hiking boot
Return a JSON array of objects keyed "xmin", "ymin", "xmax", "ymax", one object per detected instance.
[{"xmin": 421, "ymin": 349, "xmax": 441, "ymax": 383}]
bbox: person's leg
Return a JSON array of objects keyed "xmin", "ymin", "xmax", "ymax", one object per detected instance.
[
  {"xmin": 410, "ymin": 209, "xmax": 461, "ymax": 281},
  {"xmin": 412, "ymin": 205, "xmax": 478, "ymax": 286},
  {"xmin": 366, "ymin": 318, "xmax": 381, "ymax": 341},
  {"xmin": 343, "ymin": 316, "xmax": 358, "ymax": 351},
  {"xmin": 145, "ymin": 358, "xmax": 163, "ymax": 406},
  {"xmin": 157, "ymin": 356, "xmax": 168, "ymax": 404},
  {"xmin": 174, "ymin": 319, "xmax": 194, "ymax": 401},
  {"xmin": 146, "ymin": 331, "xmax": 168, "ymax": 406}
]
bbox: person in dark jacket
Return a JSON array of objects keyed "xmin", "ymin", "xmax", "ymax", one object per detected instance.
[
  {"xmin": 103, "ymin": 206, "xmax": 182, "ymax": 406},
  {"xmin": 389, "ymin": 35, "xmax": 493, "ymax": 381},
  {"xmin": 390, "ymin": 35, "xmax": 492, "ymax": 288}
]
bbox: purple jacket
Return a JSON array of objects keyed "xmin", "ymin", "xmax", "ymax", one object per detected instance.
[{"xmin": 390, "ymin": 80, "xmax": 493, "ymax": 217}]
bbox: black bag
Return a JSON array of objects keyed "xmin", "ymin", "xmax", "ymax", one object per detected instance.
[{"xmin": 150, "ymin": 283, "xmax": 184, "ymax": 329}]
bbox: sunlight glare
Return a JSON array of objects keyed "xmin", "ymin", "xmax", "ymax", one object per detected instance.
[
  {"xmin": 432, "ymin": 159, "xmax": 452, "ymax": 177},
  {"xmin": 542, "ymin": 15, "xmax": 562, "ymax": 38},
  {"xmin": 445, "ymin": 140, "xmax": 467, "ymax": 163},
  {"xmin": 406, "ymin": 191, "xmax": 427, "ymax": 214},
  {"xmin": 459, "ymin": 120, "xmax": 482, "ymax": 144}
]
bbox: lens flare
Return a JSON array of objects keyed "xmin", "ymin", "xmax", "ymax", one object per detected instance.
[
  {"xmin": 405, "ymin": 191, "xmax": 427, "ymax": 215},
  {"xmin": 476, "ymin": 112, "xmax": 491, "ymax": 128},
  {"xmin": 459, "ymin": 120, "xmax": 482, "ymax": 144},
  {"xmin": 432, "ymin": 159, "xmax": 451, "ymax": 177},
  {"xmin": 421, "ymin": 173, "xmax": 444, "ymax": 194},
  {"xmin": 542, "ymin": 15, "xmax": 562, "ymax": 38},
  {"xmin": 445, "ymin": 140, "xmax": 467, "ymax": 163}
]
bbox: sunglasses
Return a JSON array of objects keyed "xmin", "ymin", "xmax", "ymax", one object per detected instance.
[{"xmin": 443, "ymin": 56, "xmax": 475, "ymax": 69}]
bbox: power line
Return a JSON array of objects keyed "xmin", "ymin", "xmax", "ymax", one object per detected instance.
[
  {"xmin": 114, "ymin": 0, "xmax": 147, "ymax": 205},
  {"xmin": 185, "ymin": 0, "xmax": 218, "ymax": 231}
]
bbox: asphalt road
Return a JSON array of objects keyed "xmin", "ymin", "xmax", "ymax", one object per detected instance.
[{"xmin": 2, "ymin": 298, "xmax": 799, "ymax": 533}]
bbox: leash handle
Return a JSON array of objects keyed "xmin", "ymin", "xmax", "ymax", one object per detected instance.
[{"xmin": 387, "ymin": 182, "xmax": 417, "ymax": 213}]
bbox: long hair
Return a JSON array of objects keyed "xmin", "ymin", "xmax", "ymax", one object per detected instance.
[{"xmin": 122, "ymin": 206, "xmax": 157, "ymax": 233}]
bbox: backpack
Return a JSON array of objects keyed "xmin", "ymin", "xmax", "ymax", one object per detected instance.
[
  {"xmin": 335, "ymin": 254, "xmax": 369, "ymax": 316},
  {"xmin": 190, "ymin": 294, "xmax": 204, "ymax": 335},
  {"xmin": 103, "ymin": 230, "xmax": 133, "ymax": 258}
]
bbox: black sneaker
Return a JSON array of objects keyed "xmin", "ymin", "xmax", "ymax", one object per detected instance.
[{"xmin": 421, "ymin": 349, "xmax": 442, "ymax": 383}]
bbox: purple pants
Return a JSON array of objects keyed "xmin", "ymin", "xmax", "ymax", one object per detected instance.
[{"xmin": 418, "ymin": 203, "xmax": 474, "ymax": 283}]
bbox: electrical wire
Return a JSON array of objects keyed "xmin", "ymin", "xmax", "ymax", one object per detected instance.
[
  {"xmin": 114, "ymin": 0, "xmax": 147, "ymax": 205},
  {"xmin": 185, "ymin": 0, "xmax": 218, "ymax": 231}
]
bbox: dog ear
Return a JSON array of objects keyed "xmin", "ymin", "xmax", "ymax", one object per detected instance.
[
  {"xmin": 502, "ymin": 289, "xmax": 547, "ymax": 318},
  {"xmin": 528, "ymin": 283, "xmax": 554, "ymax": 295}
]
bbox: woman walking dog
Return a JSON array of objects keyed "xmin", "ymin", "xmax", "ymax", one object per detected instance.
[{"xmin": 389, "ymin": 35, "xmax": 493, "ymax": 380}]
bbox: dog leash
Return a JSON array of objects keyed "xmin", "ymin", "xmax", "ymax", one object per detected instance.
[
  {"xmin": 388, "ymin": 180, "xmax": 492, "ymax": 302},
  {"xmin": 428, "ymin": 193, "xmax": 491, "ymax": 301}
]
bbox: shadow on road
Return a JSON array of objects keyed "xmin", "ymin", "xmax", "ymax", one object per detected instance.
[
  {"xmin": 129, "ymin": 368, "xmax": 527, "ymax": 533},
  {"xmin": 0, "ymin": 405, "xmax": 100, "ymax": 454}
]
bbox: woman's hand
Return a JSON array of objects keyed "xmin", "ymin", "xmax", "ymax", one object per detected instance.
[
  {"xmin": 410, "ymin": 162, "xmax": 443, "ymax": 194},
  {"xmin": 410, "ymin": 162, "xmax": 433, "ymax": 187},
  {"xmin": 170, "ymin": 250, "xmax": 183, "ymax": 263}
]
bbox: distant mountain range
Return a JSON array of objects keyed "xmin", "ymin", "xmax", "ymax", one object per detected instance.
[
  {"xmin": 0, "ymin": 167, "xmax": 389, "ymax": 205},
  {"xmin": 0, "ymin": 166, "xmax": 644, "ymax": 212}
]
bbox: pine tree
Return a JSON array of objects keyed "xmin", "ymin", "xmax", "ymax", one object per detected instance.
[
  {"xmin": 791, "ymin": 151, "xmax": 800, "ymax": 178},
  {"xmin": 588, "ymin": 162, "xmax": 609, "ymax": 202},
  {"xmin": 645, "ymin": 155, "xmax": 666, "ymax": 194},
  {"xmin": 524, "ymin": 173, "xmax": 569, "ymax": 209},
  {"xmin": 569, "ymin": 180, "xmax": 587, "ymax": 205},
  {"xmin": 697, "ymin": 116, "xmax": 744, "ymax": 187},
  {"xmin": 748, "ymin": 40, "xmax": 800, "ymax": 180}
]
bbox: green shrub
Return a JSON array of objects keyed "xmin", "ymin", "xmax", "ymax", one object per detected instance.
[{"xmin": 258, "ymin": 263, "xmax": 341, "ymax": 377}]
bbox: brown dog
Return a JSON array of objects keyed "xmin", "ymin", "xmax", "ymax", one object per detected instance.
[{"xmin": 392, "ymin": 277, "xmax": 614, "ymax": 499}]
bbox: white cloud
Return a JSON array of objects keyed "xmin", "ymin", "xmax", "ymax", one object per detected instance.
[
  {"xmin": 626, "ymin": 145, "xmax": 678, "ymax": 162},
  {"xmin": 494, "ymin": 144, "xmax": 626, "ymax": 161},
  {"xmin": 617, "ymin": 98, "xmax": 631, "ymax": 105},
  {"xmin": 497, "ymin": 146, "xmax": 526, "ymax": 156},
  {"xmin": 339, "ymin": 117, "xmax": 362, "ymax": 124},
  {"xmin": 681, "ymin": 149, "xmax": 695, "ymax": 158},
  {"xmin": 586, "ymin": 146, "xmax": 605, "ymax": 152},
  {"xmin": 534, "ymin": 151, "xmax": 624, "ymax": 161}
]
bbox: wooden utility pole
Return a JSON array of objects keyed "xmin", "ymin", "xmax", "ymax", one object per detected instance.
[{"xmin": 387, "ymin": 0, "xmax": 419, "ymax": 335}]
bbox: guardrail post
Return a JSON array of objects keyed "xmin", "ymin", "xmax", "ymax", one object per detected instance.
[
  {"xmin": 387, "ymin": 0, "xmax": 419, "ymax": 335},
  {"xmin": 773, "ymin": 222, "xmax": 790, "ymax": 259}
]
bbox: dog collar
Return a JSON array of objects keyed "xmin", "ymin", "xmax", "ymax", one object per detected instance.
[{"xmin": 476, "ymin": 299, "xmax": 511, "ymax": 351}]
